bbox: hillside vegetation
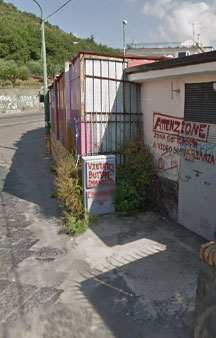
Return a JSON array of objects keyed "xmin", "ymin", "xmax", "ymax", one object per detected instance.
[{"xmin": 0, "ymin": 0, "xmax": 121, "ymax": 86}]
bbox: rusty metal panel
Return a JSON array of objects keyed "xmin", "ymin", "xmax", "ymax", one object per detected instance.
[
  {"xmin": 71, "ymin": 56, "xmax": 80, "ymax": 80},
  {"xmin": 68, "ymin": 57, "xmax": 82, "ymax": 154},
  {"xmin": 49, "ymin": 85, "xmax": 55, "ymax": 134},
  {"xmin": 58, "ymin": 73, "xmax": 67, "ymax": 147}
]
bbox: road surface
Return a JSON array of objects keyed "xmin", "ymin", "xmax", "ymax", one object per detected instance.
[{"xmin": 0, "ymin": 112, "xmax": 204, "ymax": 338}]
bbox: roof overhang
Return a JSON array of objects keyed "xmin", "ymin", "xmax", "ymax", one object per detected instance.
[{"xmin": 127, "ymin": 61, "xmax": 216, "ymax": 83}]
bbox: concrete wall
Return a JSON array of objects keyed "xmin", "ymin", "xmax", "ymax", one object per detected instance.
[
  {"xmin": 0, "ymin": 88, "xmax": 43, "ymax": 115},
  {"xmin": 141, "ymin": 77, "xmax": 184, "ymax": 182},
  {"xmin": 194, "ymin": 242, "xmax": 216, "ymax": 338},
  {"xmin": 141, "ymin": 73, "xmax": 216, "ymax": 223},
  {"xmin": 141, "ymin": 73, "xmax": 216, "ymax": 182}
]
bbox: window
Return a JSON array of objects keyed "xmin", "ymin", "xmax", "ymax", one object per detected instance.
[{"xmin": 185, "ymin": 82, "xmax": 216, "ymax": 124}]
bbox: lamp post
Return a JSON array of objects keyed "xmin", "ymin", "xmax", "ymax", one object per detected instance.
[
  {"xmin": 72, "ymin": 41, "xmax": 91, "ymax": 50},
  {"xmin": 33, "ymin": 0, "xmax": 50, "ymax": 145},
  {"xmin": 122, "ymin": 20, "xmax": 127, "ymax": 56}
]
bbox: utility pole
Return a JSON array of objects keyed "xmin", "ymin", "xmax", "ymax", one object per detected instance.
[
  {"xmin": 122, "ymin": 20, "xmax": 127, "ymax": 56},
  {"xmin": 33, "ymin": 0, "xmax": 50, "ymax": 154}
]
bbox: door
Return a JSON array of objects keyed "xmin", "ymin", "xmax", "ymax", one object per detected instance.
[
  {"xmin": 178, "ymin": 149, "xmax": 216, "ymax": 240},
  {"xmin": 178, "ymin": 81, "xmax": 216, "ymax": 240}
]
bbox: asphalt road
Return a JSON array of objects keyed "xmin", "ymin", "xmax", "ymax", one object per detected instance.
[{"xmin": 0, "ymin": 112, "xmax": 204, "ymax": 338}]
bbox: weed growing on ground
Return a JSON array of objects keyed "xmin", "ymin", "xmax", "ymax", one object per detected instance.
[
  {"xmin": 54, "ymin": 153, "xmax": 96, "ymax": 235},
  {"xmin": 62, "ymin": 210, "xmax": 97, "ymax": 236},
  {"xmin": 114, "ymin": 140, "xmax": 161, "ymax": 216},
  {"xmin": 50, "ymin": 165, "xmax": 57, "ymax": 172}
]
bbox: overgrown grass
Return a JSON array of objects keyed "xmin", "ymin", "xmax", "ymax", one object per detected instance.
[
  {"xmin": 54, "ymin": 153, "xmax": 96, "ymax": 235},
  {"xmin": 114, "ymin": 140, "xmax": 162, "ymax": 216}
]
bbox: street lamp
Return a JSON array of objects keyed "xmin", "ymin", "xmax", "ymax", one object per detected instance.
[
  {"xmin": 72, "ymin": 41, "xmax": 91, "ymax": 50},
  {"xmin": 33, "ymin": 0, "xmax": 50, "ymax": 144},
  {"xmin": 122, "ymin": 19, "xmax": 127, "ymax": 56}
]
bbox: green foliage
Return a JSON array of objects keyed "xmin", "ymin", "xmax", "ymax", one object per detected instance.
[
  {"xmin": 28, "ymin": 60, "xmax": 42, "ymax": 77},
  {"xmin": 0, "ymin": 59, "xmax": 30, "ymax": 87},
  {"xmin": 54, "ymin": 154, "xmax": 83, "ymax": 219},
  {"xmin": 114, "ymin": 141, "xmax": 160, "ymax": 216},
  {"xmin": 0, "ymin": 0, "xmax": 122, "ymax": 79},
  {"xmin": 47, "ymin": 61, "xmax": 62, "ymax": 79},
  {"xmin": 18, "ymin": 65, "xmax": 30, "ymax": 81},
  {"xmin": 62, "ymin": 210, "xmax": 97, "ymax": 236},
  {"xmin": 54, "ymin": 153, "xmax": 95, "ymax": 235}
]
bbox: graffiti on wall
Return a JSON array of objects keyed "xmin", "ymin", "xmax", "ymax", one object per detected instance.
[
  {"xmin": 153, "ymin": 112, "xmax": 210, "ymax": 141},
  {"xmin": 152, "ymin": 112, "xmax": 215, "ymax": 180},
  {"xmin": 86, "ymin": 161, "xmax": 115, "ymax": 187}
]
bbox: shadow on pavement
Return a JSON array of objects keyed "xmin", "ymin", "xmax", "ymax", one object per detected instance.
[
  {"xmin": 79, "ymin": 213, "xmax": 205, "ymax": 338},
  {"xmin": 90, "ymin": 212, "xmax": 204, "ymax": 248},
  {"xmin": 3, "ymin": 127, "xmax": 60, "ymax": 219}
]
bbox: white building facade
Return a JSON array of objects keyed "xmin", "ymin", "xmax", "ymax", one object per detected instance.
[{"xmin": 126, "ymin": 51, "xmax": 216, "ymax": 240}]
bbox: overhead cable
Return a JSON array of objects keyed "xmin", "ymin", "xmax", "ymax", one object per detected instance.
[{"xmin": 45, "ymin": 0, "xmax": 72, "ymax": 20}]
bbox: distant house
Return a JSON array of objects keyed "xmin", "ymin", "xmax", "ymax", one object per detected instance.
[{"xmin": 127, "ymin": 41, "xmax": 214, "ymax": 58}]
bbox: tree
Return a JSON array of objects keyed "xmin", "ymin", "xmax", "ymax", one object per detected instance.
[
  {"xmin": 0, "ymin": 59, "xmax": 6, "ymax": 86},
  {"xmin": 3, "ymin": 60, "xmax": 19, "ymax": 87},
  {"xmin": 28, "ymin": 60, "xmax": 42, "ymax": 78},
  {"xmin": 0, "ymin": 0, "xmax": 122, "ymax": 79},
  {"xmin": 18, "ymin": 66, "xmax": 30, "ymax": 81},
  {"xmin": 0, "ymin": 60, "xmax": 30, "ymax": 87},
  {"xmin": 88, "ymin": 34, "xmax": 95, "ymax": 42},
  {"xmin": 47, "ymin": 61, "xmax": 63, "ymax": 78}
]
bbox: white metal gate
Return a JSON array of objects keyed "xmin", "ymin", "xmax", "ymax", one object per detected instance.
[
  {"xmin": 178, "ymin": 124, "xmax": 216, "ymax": 240},
  {"xmin": 84, "ymin": 58, "xmax": 142, "ymax": 163}
]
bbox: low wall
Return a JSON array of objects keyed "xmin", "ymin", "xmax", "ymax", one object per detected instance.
[
  {"xmin": 50, "ymin": 130, "xmax": 68, "ymax": 165},
  {"xmin": 194, "ymin": 241, "xmax": 216, "ymax": 338},
  {"xmin": 0, "ymin": 88, "xmax": 43, "ymax": 115}
]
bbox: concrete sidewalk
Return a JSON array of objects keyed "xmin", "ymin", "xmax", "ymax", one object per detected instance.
[{"xmin": 0, "ymin": 114, "xmax": 204, "ymax": 338}]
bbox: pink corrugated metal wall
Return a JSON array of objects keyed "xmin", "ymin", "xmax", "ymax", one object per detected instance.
[
  {"xmin": 58, "ymin": 73, "xmax": 67, "ymax": 147},
  {"xmin": 68, "ymin": 57, "xmax": 82, "ymax": 154}
]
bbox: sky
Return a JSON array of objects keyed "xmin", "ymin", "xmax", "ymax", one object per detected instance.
[{"xmin": 4, "ymin": 0, "xmax": 216, "ymax": 49}]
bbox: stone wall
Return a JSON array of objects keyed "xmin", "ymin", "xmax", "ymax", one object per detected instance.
[
  {"xmin": 0, "ymin": 88, "xmax": 43, "ymax": 115},
  {"xmin": 194, "ymin": 241, "xmax": 216, "ymax": 338}
]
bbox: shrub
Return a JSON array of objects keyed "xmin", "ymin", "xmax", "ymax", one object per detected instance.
[
  {"xmin": 114, "ymin": 140, "xmax": 160, "ymax": 216},
  {"xmin": 0, "ymin": 59, "xmax": 30, "ymax": 87},
  {"xmin": 54, "ymin": 153, "xmax": 96, "ymax": 235},
  {"xmin": 28, "ymin": 60, "xmax": 42, "ymax": 78}
]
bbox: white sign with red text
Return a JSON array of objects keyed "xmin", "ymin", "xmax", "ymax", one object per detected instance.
[{"xmin": 82, "ymin": 155, "xmax": 116, "ymax": 215}]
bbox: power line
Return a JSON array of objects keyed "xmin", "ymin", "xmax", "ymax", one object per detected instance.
[{"xmin": 45, "ymin": 0, "xmax": 72, "ymax": 20}]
